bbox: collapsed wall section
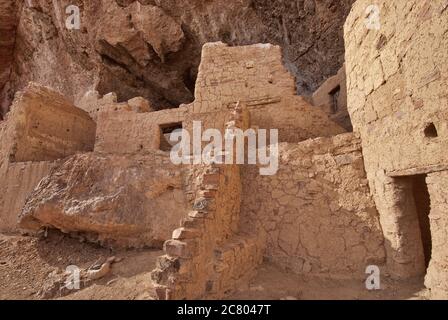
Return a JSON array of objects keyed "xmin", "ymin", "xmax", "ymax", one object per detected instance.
[
  {"xmin": 312, "ymin": 65, "xmax": 352, "ymax": 131},
  {"xmin": 151, "ymin": 160, "xmax": 264, "ymax": 299},
  {"xmin": 189, "ymin": 42, "xmax": 346, "ymax": 143},
  {"xmin": 151, "ymin": 104, "xmax": 264, "ymax": 299}
]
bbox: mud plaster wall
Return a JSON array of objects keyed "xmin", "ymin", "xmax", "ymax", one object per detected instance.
[
  {"xmin": 345, "ymin": 0, "xmax": 448, "ymax": 280},
  {"xmin": 152, "ymin": 106, "xmax": 264, "ymax": 300},
  {"xmin": 152, "ymin": 162, "xmax": 264, "ymax": 299},
  {"xmin": 95, "ymin": 107, "xmax": 187, "ymax": 154},
  {"xmin": 240, "ymin": 133, "xmax": 385, "ymax": 278},
  {"xmin": 19, "ymin": 152, "xmax": 189, "ymax": 248},
  {"xmin": 425, "ymin": 171, "xmax": 448, "ymax": 299},
  {"xmin": 0, "ymin": 161, "xmax": 55, "ymax": 232},
  {"xmin": 312, "ymin": 65, "xmax": 352, "ymax": 131},
  {"xmin": 185, "ymin": 43, "xmax": 345, "ymax": 144},
  {"xmin": 345, "ymin": 0, "xmax": 448, "ymax": 175},
  {"xmin": 4, "ymin": 84, "xmax": 96, "ymax": 162}
]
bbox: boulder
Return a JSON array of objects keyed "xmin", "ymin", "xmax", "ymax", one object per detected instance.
[{"xmin": 19, "ymin": 153, "xmax": 189, "ymax": 248}]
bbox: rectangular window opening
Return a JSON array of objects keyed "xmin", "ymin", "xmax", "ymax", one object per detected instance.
[
  {"xmin": 329, "ymin": 85, "xmax": 341, "ymax": 114},
  {"xmin": 159, "ymin": 122, "xmax": 183, "ymax": 152}
]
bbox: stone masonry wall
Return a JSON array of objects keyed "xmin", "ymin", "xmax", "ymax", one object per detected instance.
[
  {"xmin": 345, "ymin": 0, "xmax": 448, "ymax": 281},
  {"xmin": 188, "ymin": 42, "xmax": 345, "ymax": 143},
  {"xmin": 95, "ymin": 106, "xmax": 187, "ymax": 154},
  {"xmin": 241, "ymin": 133, "xmax": 385, "ymax": 278},
  {"xmin": 425, "ymin": 171, "xmax": 448, "ymax": 299},
  {"xmin": 0, "ymin": 161, "xmax": 55, "ymax": 232},
  {"xmin": 2, "ymin": 83, "xmax": 96, "ymax": 162},
  {"xmin": 345, "ymin": 0, "xmax": 448, "ymax": 175},
  {"xmin": 149, "ymin": 43, "xmax": 350, "ymax": 298},
  {"xmin": 151, "ymin": 104, "xmax": 264, "ymax": 299},
  {"xmin": 312, "ymin": 64, "xmax": 351, "ymax": 131},
  {"xmin": 0, "ymin": 84, "xmax": 96, "ymax": 232}
]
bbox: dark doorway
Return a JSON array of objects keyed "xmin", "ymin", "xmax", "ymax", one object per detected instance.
[{"xmin": 410, "ymin": 174, "xmax": 432, "ymax": 269}]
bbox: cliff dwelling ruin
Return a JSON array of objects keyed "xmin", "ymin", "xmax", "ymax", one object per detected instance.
[{"xmin": 0, "ymin": 0, "xmax": 447, "ymax": 300}]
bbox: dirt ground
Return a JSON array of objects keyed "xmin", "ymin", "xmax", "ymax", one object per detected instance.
[
  {"xmin": 229, "ymin": 263, "xmax": 429, "ymax": 300},
  {"xmin": 0, "ymin": 230, "xmax": 160, "ymax": 300},
  {"xmin": 0, "ymin": 231, "xmax": 429, "ymax": 300}
]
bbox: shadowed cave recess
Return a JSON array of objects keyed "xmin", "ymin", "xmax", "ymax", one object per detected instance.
[{"xmin": 0, "ymin": 0, "xmax": 354, "ymax": 116}]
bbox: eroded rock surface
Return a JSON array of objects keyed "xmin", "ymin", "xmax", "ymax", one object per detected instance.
[
  {"xmin": 1, "ymin": 0, "xmax": 354, "ymax": 115},
  {"xmin": 19, "ymin": 153, "xmax": 188, "ymax": 248}
]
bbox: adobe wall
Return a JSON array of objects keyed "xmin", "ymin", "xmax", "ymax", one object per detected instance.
[
  {"xmin": 240, "ymin": 133, "xmax": 385, "ymax": 277},
  {"xmin": 151, "ymin": 104, "xmax": 264, "ymax": 300},
  {"xmin": 345, "ymin": 0, "xmax": 448, "ymax": 174},
  {"xmin": 188, "ymin": 43, "xmax": 346, "ymax": 143},
  {"xmin": 312, "ymin": 65, "xmax": 352, "ymax": 131},
  {"xmin": 345, "ymin": 0, "xmax": 448, "ymax": 282},
  {"xmin": 3, "ymin": 83, "xmax": 96, "ymax": 162},
  {"xmin": 0, "ymin": 84, "xmax": 97, "ymax": 232},
  {"xmin": 425, "ymin": 171, "xmax": 448, "ymax": 299},
  {"xmin": 95, "ymin": 106, "xmax": 187, "ymax": 154},
  {"xmin": 0, "ymin": 161, "xmax": 55, "ymax": 232}
]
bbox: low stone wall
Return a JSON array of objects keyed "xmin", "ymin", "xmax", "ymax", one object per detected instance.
[
  {"xmin": 77, "ymin": 91, "xmax": 153, "ymax": 121},
  {"xmin": 248, "ymin": 96, "xmax": 346, "ymax": 143},
  {"xmin": 151, "ymin": 105, "xmax": 264, "ymax": 299},
  {"xmin": 241, "ymin": 133, "xmax": 385, "ymax": 278}
]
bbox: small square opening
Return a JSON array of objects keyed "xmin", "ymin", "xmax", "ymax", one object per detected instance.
[{"xmin": 159, "ymin": 122, "xmax": 183, "ymax": 152}]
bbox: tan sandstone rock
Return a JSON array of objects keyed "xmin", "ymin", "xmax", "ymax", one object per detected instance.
[{"xmin": 18, "ymin": 152, "xmax": 189, "ymax": 248}]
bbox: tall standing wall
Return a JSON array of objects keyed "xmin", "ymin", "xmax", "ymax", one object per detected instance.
[{"xmin": 345, "ymin": 0, "xmax": 448, "ymax": 295}]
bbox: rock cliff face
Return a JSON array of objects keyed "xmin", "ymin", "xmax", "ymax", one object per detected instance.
[
  {"xmin": 0, "ymin": 0, "xmax": 21, "ymax": 119},
  {"xmin": 0, "ymin": 0, "xmax": 354, "ymax": 116}
]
